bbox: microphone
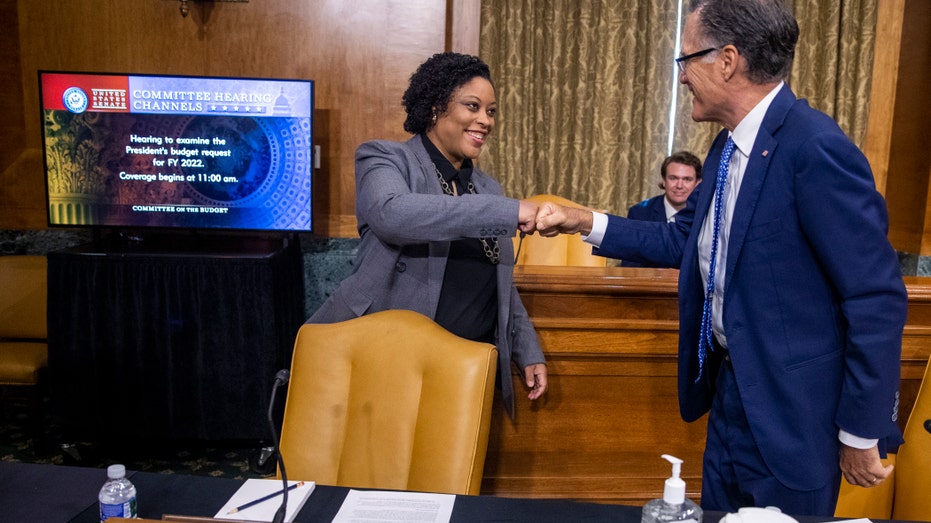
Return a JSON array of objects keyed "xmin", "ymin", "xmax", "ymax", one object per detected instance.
[{"xmin": 268, "ymin": 369, "xmax": 290, "ymax": 523}]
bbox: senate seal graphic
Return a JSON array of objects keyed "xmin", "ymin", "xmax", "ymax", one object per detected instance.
[{"xmin": 63, "ymin": 86, "xmax": 89, "ymax": 114}]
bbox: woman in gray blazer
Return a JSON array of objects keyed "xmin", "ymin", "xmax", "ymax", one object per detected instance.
[{"xmin": 308, "ymin": 52, "xmax": 547, "ymax": 418}]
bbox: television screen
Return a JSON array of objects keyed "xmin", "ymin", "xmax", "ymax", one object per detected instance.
[{"xmin": 39, "ymin": 71, "xmax": 313, "ymax": 232}]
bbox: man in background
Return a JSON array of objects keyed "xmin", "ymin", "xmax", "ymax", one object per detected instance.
[
  {"xmin": 623, "ymin": 151, "xmax": 702, "ymax": 267},
  {"xmin": 535, "ymin": 0, "xmax": 906, "ymax": 515}
]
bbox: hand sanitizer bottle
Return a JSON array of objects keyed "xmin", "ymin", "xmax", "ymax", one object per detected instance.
[{"xmin": 641, "ymin": 454, "xmax": 702, "ymax": 523}]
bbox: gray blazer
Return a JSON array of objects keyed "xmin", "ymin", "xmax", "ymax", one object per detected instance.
[{"xmin": 308, "ymin": 136, "xmax": 545, "ymax": 417}]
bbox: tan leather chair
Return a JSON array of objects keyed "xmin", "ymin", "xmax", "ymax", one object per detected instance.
[
  {"xmin": 891, "ymin": 355, "xmax": 931, "ymax": 520},
  {"xmin": 513, "ymin": 194, "xmax": 607, "ymax": 267},
  {"xmin": 278, "ymin": 309, "xmax": 497, "ymax": 495},
  {"xmin": 0, "ymin": 255, "xmax": 49, "ymax": 442},
  {"xmin": 834, "ymin": 354, "xmax": 931, "ymax": 520},
  {"xmin": 834, "ymin": 455, "xmax": 896, "ymax": 519}
]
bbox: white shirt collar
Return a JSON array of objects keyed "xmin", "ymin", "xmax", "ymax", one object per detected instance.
[
  {"xmin": 731, "ymin": 81, "xmax": 784, "ymax": 156},
  {"xmin": 663, "ymin": 196, "xmax": 679, "ymax": 222}
]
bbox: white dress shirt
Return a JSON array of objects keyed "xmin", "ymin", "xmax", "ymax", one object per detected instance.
[{"xmin": 663, "ymin": 197, "xmax": 679, "ymax": 222}]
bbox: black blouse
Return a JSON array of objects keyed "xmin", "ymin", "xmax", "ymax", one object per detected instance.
[{"xmin": 421, "ymin": 134, "xmax": 497, "ymax": 343}]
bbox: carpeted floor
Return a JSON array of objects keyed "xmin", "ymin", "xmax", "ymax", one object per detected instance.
[{"xmin": 0, "ymin": 395, "xmax": 274, "ymax": 480}]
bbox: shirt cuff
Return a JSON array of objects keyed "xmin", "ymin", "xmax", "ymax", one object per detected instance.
[
  {"xmin": 581, "ymin": 212, "xmax": 607, "ymax": 247},
  {"xmin": 838, "ymin": 429, "xmax": 878, "ymax": 450}
]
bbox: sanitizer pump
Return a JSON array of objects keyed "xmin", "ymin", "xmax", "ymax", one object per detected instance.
[{"xmin": 641, "ymin": 454, "xmax": 703, "ymax": 523}]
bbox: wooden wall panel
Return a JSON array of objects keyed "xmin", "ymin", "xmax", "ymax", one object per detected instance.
[
  {"xmin": 483, "ymin": 267, "xmax": 705, "ymax": 505},
  {"xmin": 449, "ymin": 0, "xmax": 481, "ymax": 55},
  {"xmin": 0, "ymin": 0, "xmax": 34, "ymax": 229},
  {"xmin": 4, "ymin": 0, "xmax": 450, "ymax": 236},
  {"xmin": 480, "ymin": 267, "xmax": 931, "ymax": 506},
  {"xmin": 868, "ymin": 0, "xmax": 931, "ymax": 254},
  {"xmin": 863, "ymin": 0, "xmax": 903, "ymax": 197}
]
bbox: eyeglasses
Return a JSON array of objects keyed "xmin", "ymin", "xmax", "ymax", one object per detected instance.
[{"xmin": 675, "ymin": 47, "xmax": 719, "ymax": 72}]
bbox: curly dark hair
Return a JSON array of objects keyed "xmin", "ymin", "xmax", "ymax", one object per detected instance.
[{"xmin": 402, "ymin": 52, "xmax": 494, "ymax": 135}]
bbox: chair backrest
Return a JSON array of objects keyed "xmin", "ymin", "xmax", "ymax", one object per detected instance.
[
  {"xmin": 0, "ymin": 256, "xmax": 47, "ymax": 339},
  {"xmin": 279, "ymin": 309, "xmax": 497, "ymax": 496},
  {"xmin": 833, "ymin": 456, "xmax": 896, "ymax": 519},
  {"xmin": 835, "ymin": 353, "xmax": 931, "ymax": 520},
  {"xmin": 513, "ymin": 194, "xmax": 606, "ymax": 267},
  {"xmin": 892, "ymin": 355, "xmax": 931, "ymax": 521}
]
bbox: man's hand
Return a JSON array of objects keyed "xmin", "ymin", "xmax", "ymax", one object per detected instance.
[
  {"xmin": 535, "ymin": 203, "xmax": 594, "ymax": 237},
  {"xmin": 839, "ymin": 444, "xmax": 893, "ymax": 487},
  {"xmin": 524, "ymin": 363, "xmax": 548, "ymax": 401},
  {"xmin": 518, "ymin": 199, "xmax": 539, "ymax": 235}
]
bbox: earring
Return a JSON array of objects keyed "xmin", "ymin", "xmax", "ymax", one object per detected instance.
[{"xmin": 431, "ymin": 113, "xmax": 437, "ymax": 125}]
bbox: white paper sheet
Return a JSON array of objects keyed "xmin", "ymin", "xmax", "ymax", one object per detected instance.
[
  {"xmin": 214, "ymin": 479, "xmax": 315, "ymax": 522},
  {"xmin": 331, "ymin": 489, "xmax": 455, "ymax": 523}
]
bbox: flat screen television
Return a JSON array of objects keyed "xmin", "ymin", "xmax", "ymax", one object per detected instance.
[{"xmin": 38, "ymin": 71, "xmax": 314, "ymax": 233}]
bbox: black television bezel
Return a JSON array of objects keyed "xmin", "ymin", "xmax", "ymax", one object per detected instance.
[{"xmin": 37, "ymin": 69, "xmax": 315, "ymax": 237}]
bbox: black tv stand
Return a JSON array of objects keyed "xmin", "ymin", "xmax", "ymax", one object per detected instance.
[
  {"xmin": 83, "ymin": 229, "xmax": 295, "ymax": 258},
  {"xmin": 47, "ymin": 234, "xmax": 306, "ymax": 441}
]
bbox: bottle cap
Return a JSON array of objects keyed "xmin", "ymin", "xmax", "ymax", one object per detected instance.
[
  {"xmin": 107, "ymin": 464, "xmax": 126, "ymax": 479},
  {"xmin": 661, "ymin": 454, "xmax": 685, "ymax": 505}
]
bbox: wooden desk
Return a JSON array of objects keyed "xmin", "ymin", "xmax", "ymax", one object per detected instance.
[{"xmin": 480, "ymin": 266, "xmax": 931, "ymax": 505}]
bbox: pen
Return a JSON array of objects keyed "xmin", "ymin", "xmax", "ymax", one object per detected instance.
[{"xmin": 227, "ymin": 481, "xmax": 306, "ymax": 514}]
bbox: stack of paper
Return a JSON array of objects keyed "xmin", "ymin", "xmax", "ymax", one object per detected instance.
[{"xmin": 214, "ymin": 479, "xmax": 315, "ymax": 522}]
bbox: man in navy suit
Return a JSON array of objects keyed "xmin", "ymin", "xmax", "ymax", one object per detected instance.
[
  {"xmin": 535, "ymin": 0, "xmax": 906, "ymax": 515},
  {"xmin": 623, "ymin": 151, "xmax": 702, "ymax": 267}
]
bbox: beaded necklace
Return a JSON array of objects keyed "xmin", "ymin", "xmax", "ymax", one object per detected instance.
[{"xmin": 433, "ymin": 165, "xmax": 500, "ymax": 264}]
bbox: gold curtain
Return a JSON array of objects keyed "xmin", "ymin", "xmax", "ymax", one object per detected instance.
[
  {"xmin": 478, "ymin": 0, "xmax": 681, "ymax": 211},
  {"xmin": 787, "ymin": 0, "xmax": 877, "ymax": 146},
  {"xmin": 479, "ymin": 0, "xmax": 877, "ymax": 213}
]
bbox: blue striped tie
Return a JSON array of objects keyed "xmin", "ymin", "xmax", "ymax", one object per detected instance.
[{"xmin": 698, "ymin": 137, "xmax": 735, "ymax": 381}]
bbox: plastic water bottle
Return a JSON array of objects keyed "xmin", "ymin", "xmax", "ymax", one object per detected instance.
[{"xmin": 99, "ymin": 464, "xmax": 137, "ymax": 521}]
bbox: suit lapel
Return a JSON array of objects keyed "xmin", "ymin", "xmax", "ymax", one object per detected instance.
[
  {"xmin": 723, "ymin": 85, "xmax": 795, "ymax": 292},
  {"xmin": 724, "ymin": 135, "xmax": 774, "ymax": 287},
  {"xmin": 650, "ymin": 197, "xmax": 666, "ymax": 222},
  {"xmin": 405, "ymin": 136, "xmax": 451, "ymax": 276}
]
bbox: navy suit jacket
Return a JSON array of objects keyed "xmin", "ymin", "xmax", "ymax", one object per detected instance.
[
  {"xmin": 627, "ymin": 194, "xmax": 667, "ymax": 222},
  {"xmin": 593, "ymin": 85, "xmax": 907, "ymax": 490},
  {"xmin": 623, "ymin": 195, "xmax": 667, "ymax": 267}
]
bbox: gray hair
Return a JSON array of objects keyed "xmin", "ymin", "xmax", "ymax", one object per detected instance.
[{"xmin": 689, "ymin": 0, "xmax": 799, "ymax": 84}]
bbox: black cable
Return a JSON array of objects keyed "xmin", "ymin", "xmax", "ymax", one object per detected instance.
[
  {"xmin": 514, "ymin": 232, "xmax": 526, "ymax": 264},
  {"xmin": 269, "ymin": 370, "xmax": 290, "ymax": 523}
]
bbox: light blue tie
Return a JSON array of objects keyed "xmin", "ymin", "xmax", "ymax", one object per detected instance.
[{"xmin": 697, "ymin": 137, "xmax": 735, "ymax": 381}]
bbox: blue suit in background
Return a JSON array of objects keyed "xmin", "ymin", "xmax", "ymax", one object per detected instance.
[
  {"xmin": 627, "ymin": 194, "xmax": 667, "ymax": 223},
  {"xmin": 622, "ymin": 195, "xmax": 667, "ymax": 267},
  {"xmin": 592, "ymin": 84, "xmax": 906, "ymax": 505}
]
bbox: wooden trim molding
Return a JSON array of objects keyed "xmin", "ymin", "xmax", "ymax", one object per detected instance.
[
  {"xmin": 863, "ymin": 0, "xmax": 905, "ymax": 195},
  {"xmin": 448, "ymin": 0, "xmax": 481, "ymax": 55}
]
